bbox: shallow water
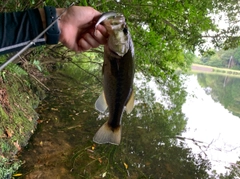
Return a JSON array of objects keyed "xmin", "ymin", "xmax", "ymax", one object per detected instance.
[
  {"xmin": 16, "ymin": 70, "xmax": 240, "ymax": 178},
  {"xmin": 182, "ymin": 74, "xmax": 240, "ymax": 173}
]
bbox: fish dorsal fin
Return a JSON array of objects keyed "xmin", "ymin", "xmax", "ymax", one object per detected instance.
[
  {"xmin": 95, "ymin": 91, "xmax": 108, "ymax": 113},
  {"xmin": 125, "ymin": 90, "xmax": 134, "ymax": 114}
]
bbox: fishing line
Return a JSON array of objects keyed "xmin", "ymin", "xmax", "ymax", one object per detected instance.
[{"xmin": 0, "ymin": 2, "xmax": 75, "ymax": 72}]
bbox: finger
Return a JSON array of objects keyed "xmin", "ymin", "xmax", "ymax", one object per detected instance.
[
  {"xmin": 96, "ymin": 24, "xmax": 109, "ymax": 38},
  {"xmin": 78, "ymin": 38, "xmax": 93, "ymax": 51},
  {"xmin": 93, "ymin": 30, "xmax": 108, "ymax": 44},
  {"xmin": 82, "ymin": 33, "xmax": 101, "ymax": 48}
]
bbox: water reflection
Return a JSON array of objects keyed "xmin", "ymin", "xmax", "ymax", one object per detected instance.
[
  {"xmin": 16, "ymin": 68, "xmax": 240, "ymax": 178},
  {"xmin": 197, "ymin": 73, "xmax": 240, "ymax": 117},
  {"xmin": 182, "ymin": 74, "xmax": 240, "ymax": 174}
]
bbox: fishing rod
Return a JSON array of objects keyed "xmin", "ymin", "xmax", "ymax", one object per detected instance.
[{"xmin": 0, "ymin": 2, "xmax": 75, "ymax": 72}]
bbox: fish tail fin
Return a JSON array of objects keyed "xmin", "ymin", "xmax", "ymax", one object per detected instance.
[{"xmin": 93, "ymin": 122, "xmax": 121, "ymax": 145}]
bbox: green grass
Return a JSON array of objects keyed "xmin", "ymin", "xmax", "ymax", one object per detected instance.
[{"xmin": 0, "ymin": 71, "xmax": 43, "ymax": 178}]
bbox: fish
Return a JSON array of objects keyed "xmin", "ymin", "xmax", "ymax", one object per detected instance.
[{"xmin": 93, "ymin": 12, "xmax": 135, "ymax": 145}]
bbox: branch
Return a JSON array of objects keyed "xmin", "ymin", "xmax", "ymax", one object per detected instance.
[
  {"xmin": 29, "ymin": 73, "xmax": 50, "ymax": 91},
  {"xmin": 70, "ymin": 60, "xmax": 102, "ymax": 84},
  {"xmin": 162, "ymin": 18, "xmax": 182, "ymax": 33}
]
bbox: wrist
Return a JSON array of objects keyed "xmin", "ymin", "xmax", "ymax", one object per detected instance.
[
  {"xmin": 44, "ymin": 6, "xmax": 61, "ymax": 44},
  {"xmin": 38, "ymin": 7, "xmax": 60, "ymax": 44}
]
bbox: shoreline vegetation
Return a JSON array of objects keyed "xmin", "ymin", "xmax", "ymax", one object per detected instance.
[
  {"xmin": 0, "ymin": 69, "xmax": 44, "ymax": 178},
  {"xmin": 191, "ymin": 63, "xmax": 240, "ymax": 77}
]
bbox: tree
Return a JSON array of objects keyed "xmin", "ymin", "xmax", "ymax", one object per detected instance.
[
  {"xmin": 219, "ymin": 158, "xmax": 240, "ymax": 179},
  {"xmin": 3, "ymin": 0, "xmax": 240, "ymax": 81}
]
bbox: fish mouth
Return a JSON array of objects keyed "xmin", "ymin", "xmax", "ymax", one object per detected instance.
[
  {"xmin": 107, "ymin": 15, "xmax": 126, "ymax": 29},
  {"xmin": 104, "ymin": 16, "xmax": 129, "ymax": 56},
  {"xmin": 95, "ymin": 12, "xmax": 130, "ymax": 56}
]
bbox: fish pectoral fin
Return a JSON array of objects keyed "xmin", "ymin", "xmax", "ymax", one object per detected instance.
[
  {"xmin": 125, "ymin": 90, "xmax": 134, "ymax": 114},
  {"xmin": 95, "ymin": 92, "xmax": 108, "ymax": 113},
  {"xmin": 93, "ymin": 122, "xmax": 121, "ymax": 145}
]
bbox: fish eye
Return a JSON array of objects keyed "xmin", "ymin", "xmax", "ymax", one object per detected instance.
[{"xmin": 123, "ymin": 27, "xmax": 128, "ymax": 35}]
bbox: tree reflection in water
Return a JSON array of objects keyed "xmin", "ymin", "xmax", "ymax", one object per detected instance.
[{"xmin": 18, "ymin": 68, "xmax": 222, "ymax": 178}]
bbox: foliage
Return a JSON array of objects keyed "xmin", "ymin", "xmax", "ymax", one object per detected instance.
[
  {"xmin": 0, "ymin": 58, "xmax": 45, "ymax": 179},
  {"xmin": 0, "ymin": 73, "xmax": 42, "ymax": 179},
  {"xmin": 0, "ymin": 156, "xmax": 22, "ymax": 179},
  {"xmin": 3, "ymin": 0, "xmax": 240, "ymax": 79},
  {"xmin": 85, "ymin": 0, "xmax": 240, "ymax": 76},
  {"xmin": 219, "ymin": 160, "xmax": 240, "ymax": 179},
  {"xmin": 88, "ymin": 0, "xmax": 211, "ymax": 78},
  {"xmin": 198, "ymin": 47, "xmax": 240, "ymax": 70}
]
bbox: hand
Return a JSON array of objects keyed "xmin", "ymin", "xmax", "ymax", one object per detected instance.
[{"xmin": 56, "ymin": 6, "xmax": 108, "ymax": 52}]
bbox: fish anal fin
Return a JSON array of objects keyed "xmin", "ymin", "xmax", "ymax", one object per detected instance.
[
  {"xmin": 125, "ymin": 90, "xmax": 134, "ymax": 114},
  {"xmin": 93, "ymin": 122, "xmax": 121, "ymax": 145},
  {"xmin": 95, "ymin": 92, "xmax": 108, "ymax": 113}
]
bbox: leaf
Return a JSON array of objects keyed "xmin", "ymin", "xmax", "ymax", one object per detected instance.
[
  {"xmin": 13, "ymin": 173, "xmax": 22, "ymax": 177},
  {"xmin": 13, "ymin": 141, "xmax": 21, "ymax": 151},
  {"xmin": 102, "ymin": 172, "xmax": 107, "ymax": 178},
  {"xmin": 124, "ymin": 162, "xmax": 128, "ymax": 169},
  {"xmin": 51, "ymin": 108, "xmax": 58, "ymax": 111},
  {"xmin": 5, "ymin": 128, "xmax": 13, "ymax": 138}
]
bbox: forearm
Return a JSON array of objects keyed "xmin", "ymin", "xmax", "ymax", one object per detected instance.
[
  {"xmin": 0, "ymin": 9, "xmax": 46, "ymax": 55},
  {"xmin": 0, "ymin": 6, "xmax": 106, "ymax": 55},
  {"xmin": 0, "ymin": 7, "xmax": 63, "ymax": 55},
  {"xmin": 38, "ymin": 8, "xmax": 46, "ymax": 29}
]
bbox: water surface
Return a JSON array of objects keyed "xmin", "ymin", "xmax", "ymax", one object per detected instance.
[
  {"xmin": 182, "ymin": 75, "xmax": 240, "ymax": 173},
  {"xmin": 17, "ymin": 70, "xmax": 240, "ymax": 178}
]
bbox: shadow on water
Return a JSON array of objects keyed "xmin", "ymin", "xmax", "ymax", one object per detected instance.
[{"xmin": 16, "ymin": 67, "xmax": 213, "ymax": 178}]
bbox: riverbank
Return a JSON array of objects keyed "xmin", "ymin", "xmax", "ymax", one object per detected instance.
[
  {"xmin": 0, "ymin": 70, "xmax": 45, "ymax": 178},
  {"xmin": 191, "ymin": 63, "xmax": 240, "ymax": 77},
  {"xmin": 0, "ymin": 50, "xmax": 49, "ymax": 178}
]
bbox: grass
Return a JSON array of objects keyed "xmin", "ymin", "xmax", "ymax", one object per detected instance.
[{"xmin": 0, "ymin": 67, "xmax": 44, "ymax": 178}]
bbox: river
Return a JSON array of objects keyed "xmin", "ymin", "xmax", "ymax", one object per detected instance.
[
  {"xmin": 16, "ymin": 69, "xmax": 240, "ymax": 178},
  {"xmin": 182, "ymin": 75, "xmax": 240, "ymax": 173}
]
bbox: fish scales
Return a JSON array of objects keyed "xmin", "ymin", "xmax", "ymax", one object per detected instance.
[{"xmin": 104, "ymin": 45, "xmax": 134, "ymax": 128}]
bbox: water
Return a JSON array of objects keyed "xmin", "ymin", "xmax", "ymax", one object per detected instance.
[
  {"xmin": 182, "ymin": 75, "xmax": 240, "ymax": 173},
  {"xmin": 16, "ymin": 70, "xmax": 240, "ymax": 178}
]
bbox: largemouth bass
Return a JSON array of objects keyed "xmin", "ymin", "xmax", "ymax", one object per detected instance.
[{"xmin": 93, "ymin": 12, "xmax": 135, "ymax": 145}]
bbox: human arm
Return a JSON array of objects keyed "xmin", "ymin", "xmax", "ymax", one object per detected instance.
[
  {"xmin": 0, "ymin": 6, "xmax": 108, "ymax": 55},
  {"xmin": 39, "ymin": 6, "xmax": 108, "ymax": 52},
  {"xmin": 57, "ymin": 6, "xmax": 108, "ymax": 52},
  {"xmin": 0, "ymin": 9, "xmax": 45, "ymax": 55}
]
